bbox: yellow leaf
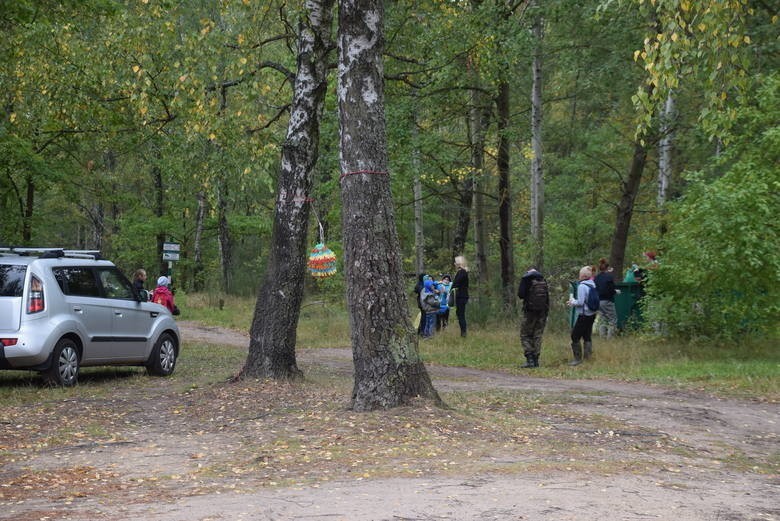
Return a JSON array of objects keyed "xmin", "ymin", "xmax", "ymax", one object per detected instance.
[
  {"xmin": 743, "ymin": 35, "xmax": 751, "ymax": 44},
  {"xmin": 209, "ymin": 133, "xmax": 216, "ymax": 140},
  {"xmin": 132, "ymin": 65, "xmax": 140, "ymax": 73}
]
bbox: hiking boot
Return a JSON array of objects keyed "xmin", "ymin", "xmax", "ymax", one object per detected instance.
[
  {"xmin": 533, "ymin": 354, "xmax": 540, "ymax": 367},
  {"xmin": 521, "ymin": 355, "xmax": 535, "ymax": 368},
  {"xmin": 569, "ymin": 341, "xmax": 583, "ymax": 366},
  {"xmin": 584, "ymin": 341, "xmax": 593, "ymax": 359}
]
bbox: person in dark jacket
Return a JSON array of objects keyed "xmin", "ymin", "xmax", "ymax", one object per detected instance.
[
  {"xmin": 594, "ymin": 258, "xmax": 618, "ymax": 339},
  {"xmin": 517, "ymin": 268, "xmax": 549, "ymax": 368},
  {"xmin": 451, "ymin": 256, "xmax": 470, "ymax": 337},
  {"xmin": 132, "ymin": 269, "xmax": 147, "ymax": 293}
]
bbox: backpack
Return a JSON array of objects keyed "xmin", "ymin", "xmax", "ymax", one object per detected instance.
[
  {"xmin": 525, "ymin": 278, "xmax": 549, "ymax": 312},
  {"xmin": 585, "ymin": 282, "xmax": 600, "ymax": 312}
]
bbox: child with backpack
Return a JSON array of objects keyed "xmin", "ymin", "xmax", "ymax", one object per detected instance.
[
  {"xmin": 566, "ymin": 265, "xmax": 598, "ymax": 366},
  {"xmin": 517, "ymin": 268, "xmax": 549, "ymax": 368}
]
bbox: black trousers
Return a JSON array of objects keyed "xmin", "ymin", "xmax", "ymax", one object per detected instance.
[
  {"xmin": 456, "ymin": 299, "xmax": 468, "ymax": 335},
  {"xmin": 571, "ymin": 313, "xmax": 596, "ymax": 343}
]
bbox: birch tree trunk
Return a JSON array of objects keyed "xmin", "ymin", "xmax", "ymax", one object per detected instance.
[
  {"xmin": 496, "ymin": 81, "xmax": 515, "ymax": 309},
  {"xmin": 241, "ymin": 0, "xmax": 335, "ymax": 380},
  {"xmin": 530, "ymin": 13, "xmax": 544, "ymax": 271},
  {"xmin": 658, "ymin": 90, "xmax": 675, "ymax": 206},
  {"xmin": 193, "ymin": 190, "xmax": 206, "ymax": 291},
  {"xmin": 338, "ymin": 0, "xmax": 441, "ymax": 411}
]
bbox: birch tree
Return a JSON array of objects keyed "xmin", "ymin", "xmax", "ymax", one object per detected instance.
[
  {"xmin": 242, "ymin": 0, "xmax": 335, "ymax": 380},
  {"xmin": 338, "ymin": 0, "xmax": 441, "ymax": 411}
]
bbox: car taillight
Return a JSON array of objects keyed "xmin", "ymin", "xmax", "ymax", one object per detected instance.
[
  {"xmin": 27, "ymin": 275, "xmax": 45, "ymax": 314},
  {"xmin": 1, "ymin": 338, "xmax": 18, "ymax": 347}
]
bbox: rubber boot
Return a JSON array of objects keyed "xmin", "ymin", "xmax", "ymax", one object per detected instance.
[
  {"xmin": 521, "ymin": 355, "xmax": 535, "ymax": 368},
  {"xmin": 569, "ymin": 341, "xmax": 583, "ymax": 366},
  {"xmin": 584, "ymin": 341, "xmax": 593, "ymax": 360}
]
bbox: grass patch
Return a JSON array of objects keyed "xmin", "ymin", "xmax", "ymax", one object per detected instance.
[{"xmin": 178, "ymin": 292, "xmax": 778, "ymax": 400}]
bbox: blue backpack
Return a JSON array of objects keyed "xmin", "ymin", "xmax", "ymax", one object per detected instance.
[{"xmin": 585, "ymin": 282, "xmax": 600, "ymax": 312}]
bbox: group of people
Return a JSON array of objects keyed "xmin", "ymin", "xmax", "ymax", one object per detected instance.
[
  {"xmin": 131, "ymin": 268, "xmax": 178, "ymax": 315},
  {"xmin": 517, "ymin": 256, "xmax": 645, "ymax": 368},
  {"xmin": 415, "ymin": 255, "xmax": 470, "ymax": 339}
]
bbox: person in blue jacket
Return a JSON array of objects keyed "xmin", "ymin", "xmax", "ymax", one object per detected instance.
[
  {"xmin": 566, "ymin": 265, "xmax": 598, "ymax": 366},
  {"xmin": 436, "ymin": 274, "xmax": 452, "ymax": 331}
]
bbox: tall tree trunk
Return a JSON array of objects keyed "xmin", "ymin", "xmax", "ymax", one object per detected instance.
[
  {"xmin": 241, "ymin": 0, "xmax": 335, "ymax": 380},
  {"xmin": 153, "ymin": 163, "xmax": 167, "ymax": 276},
  {"xmin": 217, "ymin": 177, "xmax": 231, "ymax": 292},
  {"xmin": 452, "ymin": 177, "xmax": 474, "ymax": 258},
  {"xmin": 413, "ymin": 167, "xmax": 424, "ymax": 276},
  {"xmin": 610, "ymin": 141, "xmax": 649, "ymax": 278},
  {"xmin": 22, "ymin": 176, "xmax": 33, "ymax": 244},
  {"xmin": 193, "ymin": 190, "xmax": 206, "ymax": 291},
  {"xmin": 658, "ymin": 90, "xmax": 675, "ymax": 206},
  {"xmin": 530, "ymin": 12, "xmax": 544, "ymax": 272},
  {"xmin": 496, "ymin": 81, "xmax": 515, "ymax": 309},
  {"xmin": 338, "ymin": 0, "xmax": 440, "ymax": 411},
  {"xmin": 412, "ymin": 106, "xmax": 424, "ymax": 276},
  {"xmin": 470, "ymin": 88, "xmax": 489, "ymax": 287}
]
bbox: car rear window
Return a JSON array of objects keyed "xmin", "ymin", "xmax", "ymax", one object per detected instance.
[
  {"xmin": 53, "ymin": 267, "xmax": 101, "ymax": 297},
  {"xmin": 0, "ymin": 264, "xmax": 27, "ymax": 297}
]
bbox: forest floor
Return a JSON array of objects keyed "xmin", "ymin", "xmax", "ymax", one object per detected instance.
[{"xmin": 1, "ymin": 320, "xmax": 778, "ymax": 521}]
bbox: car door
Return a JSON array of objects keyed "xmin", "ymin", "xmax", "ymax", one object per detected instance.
[
  {"xmin": 96, "ymin": 267, "xmax": 149, "ymax": 361},
  {"xmin": 52, "ymin": 267, "xmax": 113, "ymax": 361}
]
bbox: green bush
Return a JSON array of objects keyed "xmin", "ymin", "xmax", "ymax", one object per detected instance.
[{"xmin": 646, "ymin": 74, "xmax": 780, "ymax": 339}]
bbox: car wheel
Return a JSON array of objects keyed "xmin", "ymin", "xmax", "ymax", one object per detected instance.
[
  {"xmin": 44, "ymin": 338, "xmax": 80, "ymax": 387},
  {"xmin": 147, "ymin": 332, "xmax": 177, "ymax": 376}
]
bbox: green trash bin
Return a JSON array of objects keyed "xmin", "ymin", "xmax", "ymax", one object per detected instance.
[{"xmin": 614, "ymin": 281, "xmax": 643, "ymax": 330}]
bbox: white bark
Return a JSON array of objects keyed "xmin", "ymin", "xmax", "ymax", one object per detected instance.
[{"xmin": 658, "ymin": 90, "xmax": 675, "ymax": 206}]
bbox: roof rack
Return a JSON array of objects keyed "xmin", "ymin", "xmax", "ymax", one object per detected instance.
[{"xmin": 0, "ymin": 247, "xmax": 103, "ymax": 260}]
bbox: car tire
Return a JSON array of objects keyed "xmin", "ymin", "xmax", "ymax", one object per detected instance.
[
  {"xmin": 44, "ymin": 338, "xmax": 80, "ymax": 387},
  {"xmin": 146, "ymin": 332, "xmax": 177, "ymax": 376}
]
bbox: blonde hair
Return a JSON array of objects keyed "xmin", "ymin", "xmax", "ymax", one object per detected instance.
[
  {"xmin": 454, "ymin": 255, "xmax": 468, "ymax": 270},
  {"xmin": 578, "ymin": 265, "xmax": 593, "ymax": 280}
]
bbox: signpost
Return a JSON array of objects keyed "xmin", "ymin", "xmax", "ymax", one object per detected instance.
[{"xmin": 162, "ymin": 242, "xmax": 180, "ymax": 281}]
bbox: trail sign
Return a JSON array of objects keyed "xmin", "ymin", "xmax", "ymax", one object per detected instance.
[{"xmin": 163, "ymin": 242, "xmax": 180, "ymax": 262}]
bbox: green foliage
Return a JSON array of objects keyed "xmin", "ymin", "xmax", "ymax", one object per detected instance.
[{"xmin": 646, "ymin": 74, "xmax": 780, "ymax": 339}]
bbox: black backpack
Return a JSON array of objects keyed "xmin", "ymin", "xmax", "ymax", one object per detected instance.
[
  {"xmin": 525, "ymin": 278, "xmax": 549, "ymax": 312},
  {"xmin": 585, "ymin": 282, "xmax": 600, "ymax": 312}
]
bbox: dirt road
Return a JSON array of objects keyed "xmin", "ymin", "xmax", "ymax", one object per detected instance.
[{"xmin": 1, "ymin": 321, "xmax": 777, "ymax": 521}]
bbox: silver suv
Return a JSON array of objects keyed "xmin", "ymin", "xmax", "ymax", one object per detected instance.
[{"xmin": 0, "ymin": 248, "xmax": 180, "ymax": 386}]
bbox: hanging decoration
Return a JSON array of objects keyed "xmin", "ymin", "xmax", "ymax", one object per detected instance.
[
  {"xmin": 307, "ymin": 204, "xmax": 337, "ymax": 278},
  {"xmin": 307, "ymin": 243, "xmax": 337, "ymax": 278}
]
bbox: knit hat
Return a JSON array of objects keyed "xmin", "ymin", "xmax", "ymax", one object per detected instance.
[{"xmin": 157, "ymin": 276, "xmax": 170, "ymax": 287}]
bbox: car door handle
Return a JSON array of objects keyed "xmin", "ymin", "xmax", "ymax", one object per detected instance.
[
  {"xmin": 73, "ymin": 306, "xmax": 83, "ymax": 313},
  {"xmin": 114, "ymin": 311, "xmax": 123, "ymax": 317}
]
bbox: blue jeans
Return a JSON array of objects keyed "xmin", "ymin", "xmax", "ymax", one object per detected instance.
[{"xmin": 422, "ymin": 313, "xmax": 437, "ymax": 337}]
